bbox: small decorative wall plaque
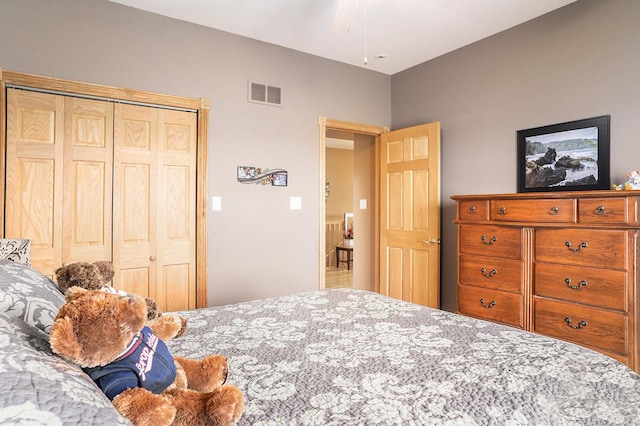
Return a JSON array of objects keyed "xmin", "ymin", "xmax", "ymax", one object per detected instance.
[{"xmin": 237, "ymin": 166, "xmax": 288, "ymax": 186}]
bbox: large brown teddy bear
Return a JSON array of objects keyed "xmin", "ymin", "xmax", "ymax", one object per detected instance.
[
  {"xmin": 50, "ymin": 286, "xmax": 244, "ymax": 426},
  {"xmin": 54, "ymin": 261, "xmax": 187, "ymax": 341}
]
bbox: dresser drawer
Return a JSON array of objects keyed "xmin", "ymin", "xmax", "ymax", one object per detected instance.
[
  {"xmin": 534, "ymin": 262, "xmax": 627, "ymax": 311},
  {"xmin": 534, "ymin": 298, "xmax": 627, "ymax": 355},
  {"xmin": 458, "ymin": 285, "xmax": 523, "ymax": 328},
  {"xmin": 490, "ymin": 199, "xmax": 575, "ymax": 223},
  {"xmin": 458, "ymin": 200, "xmax": 488, "ymax": 221},
  {"xmin": 460, "ymin": 255, "xmax": 523, "ymax": 293},
  {"xmin": 578, "ymin": 197, "xmax": 634, "ymax": 225},
  {"xmin": 535, "ymin": 228, "xmax": 627, "ymax": 270},
  {"xmin": 459, "ymin": 224, "xmax": 522, "ymax": 260}
]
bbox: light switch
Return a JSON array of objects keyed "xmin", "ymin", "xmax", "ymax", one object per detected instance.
[
  {"xmin": 359, "ymin": 199, "xmax": 368, "ymax": 209},
  {"xmin": 290, "ymin": 196, "xmax": 302, "ymax": 210},
  {"xmin": 211, "ymin": 196, "xmax": 222, "ymax": 211}
]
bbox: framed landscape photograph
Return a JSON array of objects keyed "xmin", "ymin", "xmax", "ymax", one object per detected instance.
[{"xmin": 517, "ymin": 115, "xmax": 610, "ymax": 192}]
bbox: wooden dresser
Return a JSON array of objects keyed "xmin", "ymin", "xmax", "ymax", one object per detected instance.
[{"xmin": 452, "ymin": 191, "xmax": 640, "ymax": 372}]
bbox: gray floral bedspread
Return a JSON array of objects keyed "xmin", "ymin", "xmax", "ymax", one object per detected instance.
[
  {"xmin": 0, "ymin": 260, "xmax": 129, "ymax": 425},
  {"xmin": 2, "ymin": 258, "xmax": 640, "ymax": 425},
  {"xmin": 168, "ymin": 289, "xmax": 640, "ymax": 425}
]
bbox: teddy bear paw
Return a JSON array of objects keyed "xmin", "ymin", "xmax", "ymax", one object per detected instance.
[
  {"xmin": 173, "ymin": 354, "xmax": 229, "ymax": 392},
  {"xmin": 175, "ymin": 315, "xmax": 188, "ymax": 337},
  {"xmin": 113, "ymin": 388, "xmax": 176, "ymax": 426},
  {"xmin": 148, "ymin": 314, "xmax": 188, "ymax": 341},
  {"xmin": 204, "ymin": 385, "xmax": 244, "ymax": 426}
]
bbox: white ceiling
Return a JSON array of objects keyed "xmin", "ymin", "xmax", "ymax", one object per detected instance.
[{"xmin": 109, "ymin": 0, "xmax": 575, "ymax": 75}]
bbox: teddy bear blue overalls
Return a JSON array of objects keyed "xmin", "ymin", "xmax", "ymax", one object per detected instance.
[{"xmin": 84, "ymin": 326, "xmax": 177, "ymax": 400}]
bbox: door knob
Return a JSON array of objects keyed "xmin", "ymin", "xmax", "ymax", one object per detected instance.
[
  {"xmin": 150, "ymin": 256, "xmax": 156, "ymax": 261},
  {"xmin": 420, "ymin": 238, "xmax": 441, "ymax": 244}
]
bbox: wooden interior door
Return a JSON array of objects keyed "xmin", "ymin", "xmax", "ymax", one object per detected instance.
[
  {"xmin": 379, "ymin": 122, "xmax": 441, "ymax": 308},
  {"xmin": 157, "ymin": 109, "xmax": 197, "ymax": 311},
  {"xmin": 113, "ymin": 104, "xmax": 158, "ymax": 302},
  {"xmin": 5, "ymin": 89, "xmax": 64, "ymax": 277},
  {"xmin": 63, "ymin": 97, "xmax": 113, "ymax": 264}
]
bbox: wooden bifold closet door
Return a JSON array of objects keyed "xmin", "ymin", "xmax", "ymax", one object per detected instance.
[
  {"xmin": 5, "ymin": 87, "xmax": 197, "ymax": 311},
  {"xmin": 5, "ymin": 89, "xmax": 112, "ymax": 274},
  {"xmin": 113, "ymin": 104, "xmax": 196, "ymax": 311}
]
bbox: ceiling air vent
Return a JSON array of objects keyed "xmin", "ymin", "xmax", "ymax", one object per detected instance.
[{"xmin": 248, "ymin": 80, "xmax": 282, "ymax": 106}]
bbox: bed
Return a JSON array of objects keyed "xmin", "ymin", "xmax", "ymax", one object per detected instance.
[{"xmin": 2, "ymin": 259, "xmax": 640, "ymax": 425}]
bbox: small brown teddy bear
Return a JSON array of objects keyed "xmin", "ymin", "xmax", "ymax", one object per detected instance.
[
  {"xmin": 54, "ymin": 261, "xmax": 187, "ymax": 341},
  {"xmin": 50, "ymin": 286, "xmax": 244, "ymax": 426}
]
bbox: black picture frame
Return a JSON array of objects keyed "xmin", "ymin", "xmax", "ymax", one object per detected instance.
[{"xmin": 517, "ymin": 115, "xmax": 610, "ymax": 192}]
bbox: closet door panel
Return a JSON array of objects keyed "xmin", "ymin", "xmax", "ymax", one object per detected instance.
[
  {"xmin": 158, "ymin": 109, "xmax": 197, "ymax": 310},
  {"xmin": 120, "ymin": 267, "xmax": 150, "ymax": 298},
  {"xmin": 163, "ymin": 264, "xmax": 190, "ymax": 312},
  {"xmin": 113, "ymin": 104, "xmax": 157, "ymax": 300},
  {"xmin": 63, "ymin": 97, "xmax": 113, "ymax": 264},
  {"xmin": 5, "ymin": 89, "xmax": 64, "ymax": 276}
]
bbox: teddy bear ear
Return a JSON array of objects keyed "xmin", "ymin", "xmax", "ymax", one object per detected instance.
[
  {"xmin": 54, "ymin": 264, "xmax": 66, "ymax": 277},
  {"xmin": 94, "ymin": 261, "xmax": 115, "ymax": 283},
  {"xmin": 54, "ymin": 265, "xmax": 70, "ymax": 290},
  {"xmin": 49, "ymin": 316, "xmax": 82, "ymax": 361},
  {"xmin": 64, "ymin": 286, "xmax": 88, "ymax": 301}
]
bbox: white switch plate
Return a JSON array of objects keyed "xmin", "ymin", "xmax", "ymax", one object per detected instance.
[
  {"xmin": 290, "ymin": 196, "xmax": 302, "ymax": 210},
  {"xmin": 359, "ymin": 199, "xmax": 368, "ymax": 209},
  {"xmin": 211, "ymin": 196, "xmax": 222, "ymax": 211}
]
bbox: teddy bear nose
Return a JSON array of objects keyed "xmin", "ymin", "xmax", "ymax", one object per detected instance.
[{"xmin": 128, "ymin": 298, "xmax": 136, "ymax": 306}]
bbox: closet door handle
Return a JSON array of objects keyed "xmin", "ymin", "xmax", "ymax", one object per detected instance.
[{"xmin": 150, "ymin": 256, "xmax": 156, "ymax": 261}]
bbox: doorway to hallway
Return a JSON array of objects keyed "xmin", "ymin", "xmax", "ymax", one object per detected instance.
[
  {"xmin": 319, "ymin": 117, "xmax": 382, "ymax": 292},
  {"xmin": 325, "ymin": 132, "xmax": 354, "ymax": 288}
]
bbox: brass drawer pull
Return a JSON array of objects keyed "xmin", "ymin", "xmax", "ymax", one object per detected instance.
[
  {"xmin": 565, "ymin": 317, "xmax": 587, "ymax": 329},
  {"xmin": 595, "ymin": 205, "xmax": 607, "ymax": 215},
  {"xmin": 565, "ymin": 241, "xmax": 587, "ymax": 252},
  {"xmin": 468, "ymin": 205, "xmax": 476, "ymax": 214},
  {"xmin": 481, "ymin": 267, "xmax": 497, "ymax": 278},
  {"xmin": 549, "ymin": 206, "xmax": 559, "ymax": 215},
  {"xmin": 565, "ymin": 278, "xmax": 587, "ymax": 289},
  {"xmin": 480, "ymin": 298, "xmax": 496, "ymax": 308},
  {"xmin": 481, "ymin": 235, "xmax": 497, "ymax": 245},
  {"xmin": 498, "ymin": 206, "xmax": 506, "ymax": 215}
]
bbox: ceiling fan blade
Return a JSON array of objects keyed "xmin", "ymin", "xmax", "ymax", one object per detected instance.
[{"xmin": 330, "ymin": 0, "xmax": 361, "ymax": 33}]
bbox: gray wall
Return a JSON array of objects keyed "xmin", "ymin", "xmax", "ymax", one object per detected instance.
[
  {"xmin": 391, "ymin": 0, "xmax": 640, "ymax": 311},
  {"xmin": 2, "ymin": 0, "xmax": 638, "ymax": 311},
  {"xmin": 0, "ymin": 0, "xmax": 391, "ymax": 305}
]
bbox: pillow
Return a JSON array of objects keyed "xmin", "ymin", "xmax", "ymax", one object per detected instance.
[
  {"xmin": 0, "ymin": 311, "xmax": 129, "ymax": 425},
  {"xmin": 0, "ymin": 260, "xmax": 65, "ymax": 334}
]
